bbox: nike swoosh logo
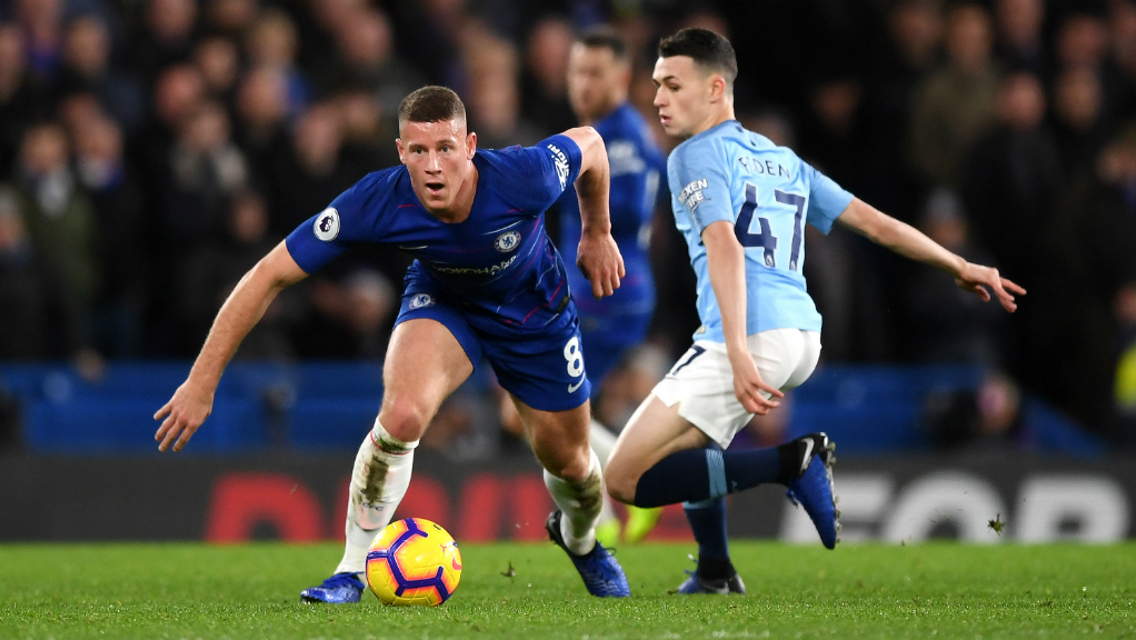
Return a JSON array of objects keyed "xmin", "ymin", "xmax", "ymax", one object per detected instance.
[
  {"xmin": 568, "ymin": 379, "xmax": 585, "ymax": 393},
  {"xmin": 799, "ymin": 438, "xmax": 815, "ymax": 476},
  {"xmin": 399, "ymin": 245, "xmax": 429, "ymax": 250}
]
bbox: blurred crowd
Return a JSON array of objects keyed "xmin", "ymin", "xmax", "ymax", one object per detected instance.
[{"xmin": 0, "ymin": 0, "xmax": 1135, "ymax": 445}]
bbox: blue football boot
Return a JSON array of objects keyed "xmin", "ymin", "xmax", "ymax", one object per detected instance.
[
  {"xmin": 300, "ymin": 572, "xmax": 366, "ymax": 603},
  {"xmin": 785, "ymin": 432, "xmax": 840, "ymax": 549},
  {"xmin": 546, "ymin": 510, "xmax": 631, "ymax": 597}
]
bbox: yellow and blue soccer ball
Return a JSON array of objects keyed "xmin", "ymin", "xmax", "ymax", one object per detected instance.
[{"xmin": 365, "ymin": 518, "xmax": 462, "ymax": 606}]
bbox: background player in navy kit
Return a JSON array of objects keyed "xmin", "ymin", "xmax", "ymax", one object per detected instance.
[
  {"xmin": 605, "ymin": 29, "xmax": 1026, "ymax": 594},
  {"xmin": 500, "ymin": 27, "xmax": 666, "ymax": 546},
  {"xmin": 153, "ymin": 86, "xmax": 632, "ymax": 601}
]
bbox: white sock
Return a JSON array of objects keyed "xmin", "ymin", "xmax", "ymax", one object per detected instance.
[
  {"xmin": 589, "ymin": 419, "xmax": 618, "ymax": 527},
  {"xmin": 543, "ymin": 448, "xmax": 603, "ymax": 555},
  {"xmin": 335, "ymin": 418, "xmax": 418, "ymax": 575}
]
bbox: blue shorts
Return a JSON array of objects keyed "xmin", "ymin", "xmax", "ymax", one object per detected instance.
[
  {"xmin": 578, "ymin": 309, "xmax": 653, "ymax": 396},
  {"xmin": 395, "ymin": 290, "xmax": 591, "ymax": 413}
]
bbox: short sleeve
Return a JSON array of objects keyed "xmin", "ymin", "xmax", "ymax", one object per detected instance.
[
  {"xmin": 803, "ymin": 162, "xmax": 854, "ymax": 235},
  {"xmin": 285, "ymin": 172, "xmax": 389, "ymax": 274},
  {"xmin": 670, "ymin": 138, "xmax": 733, "ymax": 232},
  {"xmin": 505, "ymin": 134, "xmax": 583, "ymax": 213}
]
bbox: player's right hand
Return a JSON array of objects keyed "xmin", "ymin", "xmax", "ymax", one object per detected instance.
[
  {"xmin": 153, "ymin": 380, "xmax": 215, "ymax": 452},
  {"xmin": 729, "ymin": 352, "xmax": 783, "ymax": 415},
  {"xmin": 954, "ymin": 262, "xmax": 1026, "ymax": 313}
]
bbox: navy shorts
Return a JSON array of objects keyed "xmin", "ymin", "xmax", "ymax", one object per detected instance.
[
  {"xmin": 577, "ymin": 308, "xmax": 653, "ymax": 396},
  {"xmin": 394, "ymin": 290, "xmax": 591, "ymax": 413}
]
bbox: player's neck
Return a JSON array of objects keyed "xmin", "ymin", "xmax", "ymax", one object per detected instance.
[{"xmin": 690, "ymin": 104, "xmax": 735, "ymax": 138}]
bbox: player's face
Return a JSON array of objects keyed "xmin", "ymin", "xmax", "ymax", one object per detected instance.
[
  {"xmin": 397, "ymin": 118, "xmax": 477, "ymax": 214},
  {"xmin": 567, "ymin": 44, "xmax": 628, "ymax": 122},
  {"xmin": 652, "ymin": 55, "xmax": 714, "ymax": 138}
]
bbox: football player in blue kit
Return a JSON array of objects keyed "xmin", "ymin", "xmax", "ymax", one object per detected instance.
[
  {"xmin": 154, "ymin": 86, "xmax": 633, "ymax": 601},
  {"xmin": 605, "ymin": 29, "xmax": 1026, "ymax": 594},
  {"xmin": 556, "ymin": 27, "xmax": 666, "ymax": 545}
]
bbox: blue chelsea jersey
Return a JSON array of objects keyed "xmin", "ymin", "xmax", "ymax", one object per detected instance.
[
  {"xmin": 286, "ymin": 134, "xmax": 584, "ymax": 337},
  {"xmin": 557, "ymin": 103, "xmax": 665, "ymax": 317},
  {"xmin": 667, "ymin": 120, "xmax": 854, "ymax": 342}
]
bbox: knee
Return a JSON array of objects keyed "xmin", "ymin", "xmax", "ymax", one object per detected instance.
[
  {"xmin": 603, "ymin": 456, "xmax": 638, "ymax": 505},
  {"xmin": 539, "ymin": 443, "xmax": 591, "ymax": 483},
  {"xmin": 378, "ymin": 397, "xmax": 431, "ymax": 443}
]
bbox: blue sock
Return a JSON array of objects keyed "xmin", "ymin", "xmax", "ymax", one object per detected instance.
[
  {"xmin": 632, "ymin": 444, "xmax": 785, "ymax": 508},
  {"xmin": 684, "ymin": 495, "xmax": 729, "ymax": 555}
]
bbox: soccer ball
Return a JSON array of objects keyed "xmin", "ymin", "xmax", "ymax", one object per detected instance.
[{"xmin": 365, "ymin": 518, "xmax": 462, "ymax": 606}]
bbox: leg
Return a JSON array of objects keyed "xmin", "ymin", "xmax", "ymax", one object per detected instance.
[
  {"xmin": 512, "ymin": 398, "xmax": 597, "ymax": 550},
  {"xmin": 303, "ymin": 318, "xmax": 473, "ymax": 603},
  {"xmin": 510, "ymin": 396, "xmax": 631, "ymax": 597}
]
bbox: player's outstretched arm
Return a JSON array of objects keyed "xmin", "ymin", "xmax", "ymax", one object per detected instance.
[
  {"xmin": 835, "ymin": 198, "xmax": 1026, "ymax": 312},
  {"xmin": 702, "ymin": 221, "xmax": 783, "ymax": 415},
  {"xmin": 153, "ymin": 242, "xmax": 309, "ymax": 452},
  {"xmin": 562, "ymin": 126, "xmax": 625, "ymax": 299}
]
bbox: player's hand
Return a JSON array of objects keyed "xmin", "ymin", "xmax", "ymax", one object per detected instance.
[
  {"xmin": 729, "ymin": 351, "xmax": 783, "ymax": 415},
  {"xmin": 153, "ymin": 379, "xmax": 215, "ymax": 452},
  {"xmin": 576, "ymin": 231, "xmax": 625, "ymax": 299},
  {"xmin": 954, "ymin": 262, "xmax": 1027, "ymax": 313}
]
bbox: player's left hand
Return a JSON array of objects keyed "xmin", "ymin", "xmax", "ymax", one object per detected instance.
[
  {"xmin": 729, "ymin": 351, "xmax": 783, "ymax": 416},
  {"xmin": 577, "ymin": 231, "xmax": 625, "ymax": 299},
  {"xmin": 954, "ymin": 262, "xmax": 1027, "ymax": 313}
]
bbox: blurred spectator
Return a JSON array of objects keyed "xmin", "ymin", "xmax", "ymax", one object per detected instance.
[
  {"xmin": 924, "ymin": 371, "xmax": 1028, "ymax": 451},
  {"xmin": 993, "ymin": 0, "xmax": 1047, "ymax": 77},
  {"xmin": 909, "ymin": 2, "xmax": 1000, "ymax": 187},
  {"xmin": 0, "ymin": 23, "xmax": 47, "ymax": 178},
  {"xmin": 294, "ymin": 268, "xmax": 396, "ymax": 360},
  {"xmin": 464, "ymin": 34, "xmax": 542, "ymax": 149},
  {"xmin": 73, "ymin": 114, "xmax": 149, "ymax": 357},
  {"xmin": 963, "ymin": 71, "xmax": 1061, "ymax": 292},
  {"xmin": 234, "ymin": 65, "xmax": 290, "ymax": 181},
  {"xmin": 179, "ymin": 189, "xmax": 296, "ymax": 359},
  {"xmin": 1054, "ymin": 8, "xmax": 1110, "ymax": 72},
  {"xmin": 56, "ymin": 15, "xmax": 145, "ymax": 133},
  {"xmin": 327, "ymin": 7, "xmax": 423, "ymax": 118},
  {"xmin": 245, "ymin": 9, "xmax": 309, "ymax": 116},
  {"xmin": 266, "ymin": 102, "xmax": 359, "ymax": 238},
  {"xmin": 334, "ymin": 87, "xmax": 399, "ymax": 170},
  {"xmin": 16, "ymin": 0, "xmax": 65, "ymax": 83},
  {"xmin": 131, "ymin": 0, "xmax": 199, "ymax": 84},
  {"xmin": 1050, "ymin": 65, "xmax": 1111, "ymax": 177},
  {"xmin": 0, "ymin": 188, "xmax": 74, "ymax": 359},
  {"xmin": 163, "ymin": 100, "xmax": 248, "ymax": 250},
  {"xmin": 521, "ymin": 15, "xmax": 576, "ymax": 133},
  {"xmin": 1040, "ymin": 127, "xmax": 1136, "ymax": 432},
  {"xmin": 5, "ymin": 123, "xmax": 98, "ymax": 348},
  {"xmin": 904, "ymin": 190, "xmax": 1004, "ymax": 365},
  {"xmin": 193, "ymin": 35, "xmax": 240, "ymax": 104},
  {"xmin": 205, "ymin": 0, "xmax": 258, "ymax": 40},
  {"xmin": 1115, "ymin": 281, "xmax": 1136, "ymax": 445}
]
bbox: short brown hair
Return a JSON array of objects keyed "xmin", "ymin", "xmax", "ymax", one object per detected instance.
[
  {"xmin": 578, "ymin": 26, "xmax": 628, "ymax": 61},
  {"xmin": 658, "ymin": 28, "xmax": 737, "ymax": 90},
  {"xmin": 398, "ymin": 85, "xmax": 466, "ymax": 125}
]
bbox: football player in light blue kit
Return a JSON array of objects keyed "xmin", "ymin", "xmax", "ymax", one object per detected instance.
[
  {"xmin": 154, "ymin": 86, "xmax": 633, "ymax": 601},
  {"xmin": 605, "ymin": 29, "xmax": 1026, "ymax": 594},
  {"xmin": 559, "ymin": 27, "xmax": 666, "ymax": 545}
]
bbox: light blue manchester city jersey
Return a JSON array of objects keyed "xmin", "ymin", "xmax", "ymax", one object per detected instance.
[{"xmin": 667, "ymin": 120, "xmax": 854, "ymax": 342}]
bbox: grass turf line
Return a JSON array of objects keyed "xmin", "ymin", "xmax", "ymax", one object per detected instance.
[{"xmin": 1, "ymin": 542, "xmax": 1133, "ymax": 639}]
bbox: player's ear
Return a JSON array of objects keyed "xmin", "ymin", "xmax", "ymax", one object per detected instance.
[
  {"xmin": 396, "ymin": 138, "xmax": 406, "ymax": 164},
  {"xmin": 708, "ymin": 74, "xmax": 727, "ymax": 103},
  {"xmin": 466, "ymin": 131, "xmax": 477, "ymax": 159}
]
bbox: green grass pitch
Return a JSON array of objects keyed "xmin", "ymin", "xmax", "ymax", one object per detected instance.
[{"xmin": 2, "ymin": 542, "xmax": 1134, "ymax": 639}]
